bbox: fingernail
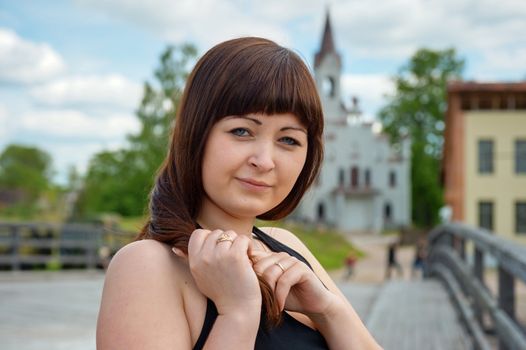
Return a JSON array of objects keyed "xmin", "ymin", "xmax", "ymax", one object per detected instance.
[{"xmin": 172, "ymin": 247, "xmax": 183, "ymax": 256}]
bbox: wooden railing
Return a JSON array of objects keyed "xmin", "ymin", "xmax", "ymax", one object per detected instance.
[
  {"xmin": 0, "ymin": 222, "xmax": 135, "ymax": 270},
  {"xmin": 428, "ymin": 222, "xmax": 526, "ymax": 350}
]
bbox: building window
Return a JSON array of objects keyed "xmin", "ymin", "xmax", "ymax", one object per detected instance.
[
  {"xmin": 384, "ymin": 202, "xmax": 392, "ymax": 222},
  {"xmin": 389, "ymin": 170, "xmax": 396, "ymax": 187},
  {"xmin": 338, "ymin": 168, "xmax": 344, "ymax": 186},
  {"xmin": 478, "ymin": 201, "xmax": 494, "ymax": 232},
  {"xmin": 365, "ymin": 169, "xmax": 371, "ymax": 187},
  {"xmin": 516, "ymin": 202, "xmax": 526, "ymax": 234},
  {"xmin": 515, "ymin": 140, "xmax": 526, "ymax": 174},
  {"xmin": 317, "ymin": 202, "xmax": 325, "ymax": 221},
  {"xmin": 351, "ymin": 167, "xmax": 359, "ymax": 188},
  {"xmin": 322, "ymin": 76, "xmax": 335, "ymax": 98},
  {"xmin": 478, "ymin": 139, "xmax": 494, "ymax": 174}
]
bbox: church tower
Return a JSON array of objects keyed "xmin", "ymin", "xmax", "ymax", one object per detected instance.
[{"xmin": 314, "ymin": 10, "xmax": 345, "ymax": 124}]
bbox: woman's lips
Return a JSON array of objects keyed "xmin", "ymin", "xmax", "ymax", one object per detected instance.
[{"xmin": 236, "ymin": 178, "xmax": 272, "ymax": 190}]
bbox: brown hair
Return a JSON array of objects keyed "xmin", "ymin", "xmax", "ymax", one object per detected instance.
[{"xmin": 137, "ymin": 37, "xmax": 324, "ymax": 326}]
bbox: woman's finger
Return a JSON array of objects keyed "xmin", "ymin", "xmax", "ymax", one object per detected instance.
[
  {"xmin": 253, "ymin": 252, "xmax": 290, "ymax": 272},
  {"xmin": 200, "ymin": 229, "xmax": 233, "ymax": 257},
  {"xmin": 253, "ymin": 252, "xmax": 292, "ymax": 291},
  {"xmin": 248, "ymin": 247, "xmax": 271, "ymax": 264},
  {"xmin": 274, "ymin": 259, "xmax": 303, "ymax": 310},
  {"xmin": 188, "ymin": 228, "xmax": 211, "ymax": 257}
]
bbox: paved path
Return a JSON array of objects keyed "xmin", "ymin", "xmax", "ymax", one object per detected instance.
[
  {"xmin": 0, "ymin": 270, "xmax": 473, "ymax": 350},
  {"xmin": 0, "ymin": 271, "xmax": 104, "ymax": 350}
]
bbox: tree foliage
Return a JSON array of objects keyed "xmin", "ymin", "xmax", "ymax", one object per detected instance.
[
  {"xmin": 378, "ymin": 48, "xmax": 464, "ymax": 227},
  {"xmin": 0, "ymin": 144, "xmax": 54, "ymax": 217},
  {"xmin": 75, "ymin": 44, "xmax": 197, "ymax": 218},
  {"xmin": 0, "ymin": 144, "xmax": 53, "ymax": 201}
]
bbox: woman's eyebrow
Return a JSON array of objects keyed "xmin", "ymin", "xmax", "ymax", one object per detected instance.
[
  {"xmin": 225, "ymin": 115, "xmax": 262, "ymax": 125},
  {"xmin": 281, "ymin": 126, "xmax": 307, "ymax": 134},
  {"xmin": 225, "ymin": 115, "xmax": 307, "ymax": 134}
]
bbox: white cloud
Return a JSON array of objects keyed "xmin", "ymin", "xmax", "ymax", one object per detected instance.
[
  {"xmin": 0, "ymin": 28, "xmax": 66, "ymax": 84},
  {"xmin": 341, "ymin": 74, "xmax": 395, "ymax": 120},
  {"xmin": 470, "ymin": 48, "xmax": 526, "ymax": 80},
  {"xmin": 76, "ymin": 0, "xmax": 526, "ymax": 81},
  {"xmin": 30, "ymin": 74, "xmax": 142, "ymax": 110},
  {"xmin": 75, "ymin": 0, "xmax": 295, "ymax": 48},
  {"xmin": 330, "ymin": 0, "xmax": 526, "ymax": 60},
  {"xmin": 19, "ymin": 109, "xmax": 140, "ymax": 140}
]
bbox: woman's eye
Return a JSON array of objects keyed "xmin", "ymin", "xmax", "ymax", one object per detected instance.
[
  {"xmin": 280, "ymin": 137, "xmax": 300, "ymax": 146},
  {"xmin": 230, "ymin": 128, "xmax": 250, "ymax": 137}
]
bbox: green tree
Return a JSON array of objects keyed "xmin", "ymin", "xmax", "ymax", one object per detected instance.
[
  {"xmin": 75, "ymin": 44, "xmax": 197, "ymax": 218},
  {"xmin": 378, "ymin": 48, "xmax": 464, "ymax": 227},
  {"xmin": 0, "ymin": 144, "xmax": 53, "ymax": 217}
]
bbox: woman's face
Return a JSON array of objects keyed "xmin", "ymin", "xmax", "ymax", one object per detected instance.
[{"xmin": 200, "ymin": 113, "xmax": 308, "ymax": 221}]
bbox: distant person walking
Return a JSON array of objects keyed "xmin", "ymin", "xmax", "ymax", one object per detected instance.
[
  {"xmin": 343, "ymin": 251, "xmax": 357, "ymax": 281},
  {"xmin": 385, "ymin": 241, "xmax": 403, "ymax": 279},
  {"xmin": 411, "ymin": 238, "xmax": 428, "ymax": 279}
]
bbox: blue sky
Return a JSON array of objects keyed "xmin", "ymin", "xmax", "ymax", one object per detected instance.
[{"xmin": 1, "ymin": 0, "xmax": 525, "ymax": 184}]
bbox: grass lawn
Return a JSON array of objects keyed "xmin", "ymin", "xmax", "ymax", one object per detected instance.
[{"xmin": 258, "ymin": 220, "xmax": 363, "ymax": 271}]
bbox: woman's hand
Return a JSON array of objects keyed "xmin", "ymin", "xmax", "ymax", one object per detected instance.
[
  {"xmin": 175, "ymin": 229, "xmax": 262, "ymax": 316},
  {"xmin": 250, "ymin": 250, "xmax": 338, "ymax": 317}
]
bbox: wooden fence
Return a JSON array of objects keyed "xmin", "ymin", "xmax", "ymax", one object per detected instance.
[
  {"xmin": 428, "ymin": 222, "xmax": 526, "ymax": 350},
  {"xmin": 0, "ymin": 222, "xmax": 135, "ymax": 270}
]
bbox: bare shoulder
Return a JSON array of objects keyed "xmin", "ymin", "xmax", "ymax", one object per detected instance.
[
  {"xmin": 103, "ymin": 239, "xmax": 190, "ymax": 293},
  {"xmin": 97, "ymin": 239, "xmax": 193, "ymax": 349},
  {"xmin": 107, "ymin": 239, "xmax": 185, "ymax": 277},
  {"xmin": 260, "ymin": 226, "xmax": 308, "ymax": 255}
]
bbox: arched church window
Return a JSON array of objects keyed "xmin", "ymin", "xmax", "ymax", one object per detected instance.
[
  {"xmin": 384, "ymin": 202, "xmax": 392, "ymax": 222},
  {"xmin": 317, "ymin": 202, "xmax": 325, "ymax": 221},
  {"xmin": 339, "ymin": 168, "xmax": 344, "ymax": 186},
  {"xmin": 351, "ymin": 166, "xmax": 359, "ymax": 188},
  {"xmin": 321, "ymin": 76, "xmax": 335, "ymax": 98}
]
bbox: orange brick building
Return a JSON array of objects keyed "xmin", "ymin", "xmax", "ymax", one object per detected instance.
[{"xmin": 443, "ymin": 81, "xmax": 526, "ymax": 242}]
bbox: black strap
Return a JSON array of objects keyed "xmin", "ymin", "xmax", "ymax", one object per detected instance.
[
  {"xmin": 252, "ymin": 226, "xmax": 313, "ymax": 270},
  {"xmin": 193, "ymin": 298, "xmax": 217, "ymax": 349},
  {"xmin": 192, "ymin": 226, "xmax": 319, "ymax": 350}
]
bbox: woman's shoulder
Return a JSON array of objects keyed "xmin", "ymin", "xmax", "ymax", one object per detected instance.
[
  {"xmin": 106, "ymin": 239, "xmax": 190, "ymax": 288},
  {"xmin": 113, "ymin": 238, "xmax": 174, "ymax": 262},
  {"xmin": 97, "ymin": 239, "xmax": 194, "ymax": 349},
  {"xmin": 259, "ymin": 226, "xmax": 307, "ymax": 253}
]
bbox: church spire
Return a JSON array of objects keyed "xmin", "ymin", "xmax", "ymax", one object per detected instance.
[{"xmin": 315, "ymin": 10, "xmax": 340, "ymax": 68}]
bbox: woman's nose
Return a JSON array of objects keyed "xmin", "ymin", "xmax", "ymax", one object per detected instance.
[{"xmin": 248, "ymin": 144, "xmax": 275, "ymax": 171}]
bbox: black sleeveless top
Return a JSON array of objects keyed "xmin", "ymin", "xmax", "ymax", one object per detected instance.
[{"xmin": 192, "ymin": 227, "xmax": 329, "ymax": 350}]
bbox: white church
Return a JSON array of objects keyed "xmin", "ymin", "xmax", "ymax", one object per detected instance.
[{"xmin": 294, "ymin": 13, "xmax": 412, "ymax": 233}]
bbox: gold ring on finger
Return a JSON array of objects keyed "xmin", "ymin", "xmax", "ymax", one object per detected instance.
[
  {"xmin": 216, "ymin": 232, "xmax": 234, "ymax": 244},
  {"xmin": 275, "ymin": 261, "xmax": 286, "ymax": 272}
]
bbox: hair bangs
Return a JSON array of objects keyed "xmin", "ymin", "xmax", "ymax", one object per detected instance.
[{"xmin": 212, "ymin": 48, "xmax": 320, "ymax": 129}]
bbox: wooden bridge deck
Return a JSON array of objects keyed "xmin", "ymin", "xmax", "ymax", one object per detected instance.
[
  {"xmin": 361, "ymin": 280, "xmax": 472, "ymax": 350},
  {"xmin": 0, "ymin": 272, "xmax": 473, "ymax": 350}
]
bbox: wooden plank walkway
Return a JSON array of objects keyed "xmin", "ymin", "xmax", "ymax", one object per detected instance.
[
  {"xmin": 364, "ymin": 280, "xmax": 473, "ymax": 350},
  {"xmin": 0, "ymin": 272, "xmax": 473, "ymax": 349}
]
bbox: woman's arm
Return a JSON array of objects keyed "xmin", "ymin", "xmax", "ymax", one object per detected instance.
[
  {"xmin": 260, "ymin": 227, "xmax": 383, "ymax": 350},
  {"xmin": 97, "ymin": 238, "xmax": 261, "ymax": 350},
  {"xmin": 96, "ymin": 240, "xmax": 193, "ymax": 349},
  {"xmin": 184, "ymin": 229, "xmax": 263, "ymax": 349}
]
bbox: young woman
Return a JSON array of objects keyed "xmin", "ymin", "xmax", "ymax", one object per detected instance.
[{"xmin": 97, "ymin": 37, "xmax": 382, "ymax": 350}]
